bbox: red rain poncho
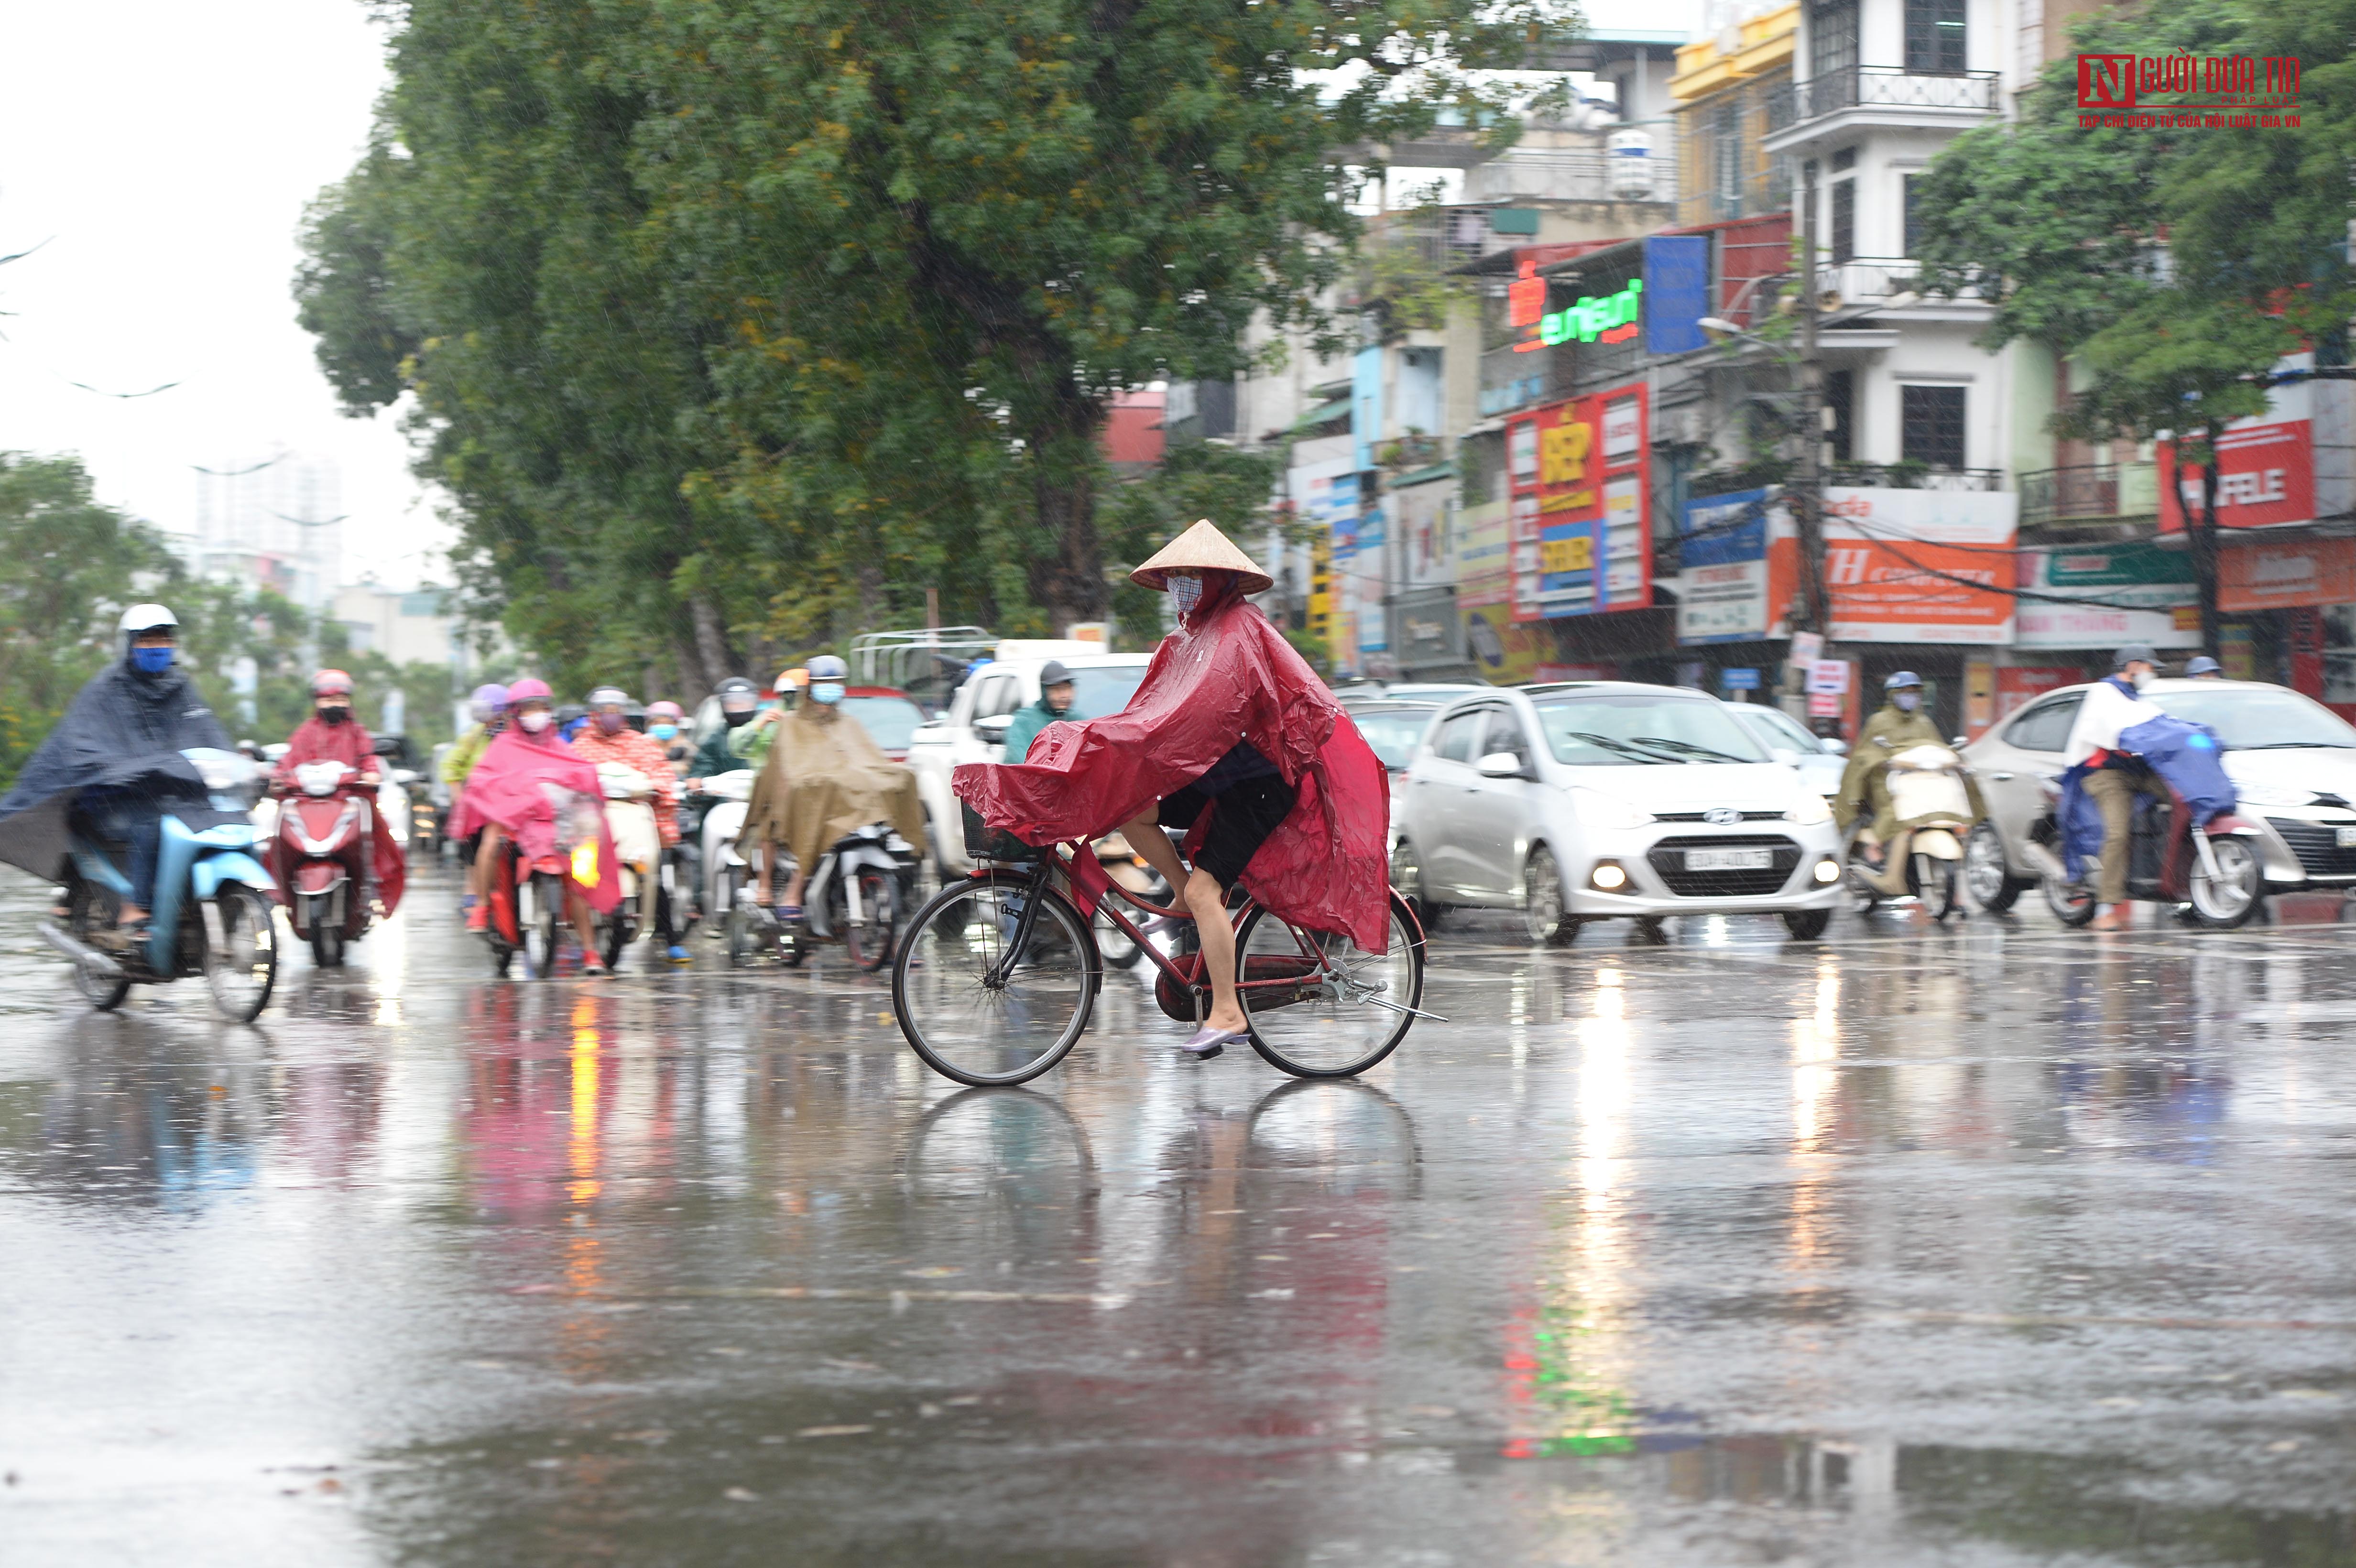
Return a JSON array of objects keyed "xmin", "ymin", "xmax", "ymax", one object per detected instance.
[
  {"xmin": 446, "ymin": 725, "xmax": 622, "ymax": 913},
  {"xmin": 954, "ymin": 577, "xmax": 1392, "ymax": 950},
  {"xmin": 270, "ymin": 714, "xmax": 407, "ymax": 916}
]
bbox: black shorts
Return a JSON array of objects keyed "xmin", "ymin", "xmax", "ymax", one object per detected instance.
[{"xmin": 1157, "ymin": 773, "xmax": 1298, "ymax": 889}]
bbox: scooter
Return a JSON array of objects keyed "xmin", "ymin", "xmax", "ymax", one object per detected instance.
[
  {"xmin": 1845, "ymin": 744, "xmax": 1974, "ymax": 921},
  {"xmin": 40, "ymin": 748, "xmax": 280, "ymax": 1022},
  {"xmin": 2024, "ymin": 770, "xmax": 2267, "ymax": 929},
  {"xmin": 274, "ymin": 759, "xmax": 379, "ymax": 967},
  {"xmin": 697, "ymin": 769, "xmax": 757, "ymax": 934},
  {"xmin": 482, "ymin": 784, "xmax": 609, "ymax": 977},
  {"xmin": 728, "ymin": 822, "xmax": 922, "ymax": 972},
  {"xmin": 591, "ymin": 762, "xmax": 659, "ymax": 970}
]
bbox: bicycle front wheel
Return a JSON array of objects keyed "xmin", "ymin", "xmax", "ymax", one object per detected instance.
[
  {"xmin": 1235, "ymin": 892, "xmax": 1424, "ymax": 1078},
  {"xmin": 893, "ymin": 872, "xmax": 1098, "ymax": 1087}
]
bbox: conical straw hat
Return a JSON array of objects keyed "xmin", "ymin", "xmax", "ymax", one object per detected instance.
[{"xmin": 1130, "ymin": 519, "xmax": 1273, "ymax": 595}]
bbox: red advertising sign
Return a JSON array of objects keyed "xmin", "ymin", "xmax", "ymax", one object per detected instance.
[
  {"xmin": 1505, "ymin": 382, "xmax": 1649, "ymax": 624},
  {"xmin": 2159, "ymin": 419, "xmax": 2317, "ymax": 532},
  {"xmin": 2218, "ymin": 536, "xmax": 2356, "ymax": 612}
]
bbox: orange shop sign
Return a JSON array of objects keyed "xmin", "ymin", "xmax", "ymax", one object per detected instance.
[{"xmin": 2218, "ymin": 537, "xmax": 2356, "ymax": 611}]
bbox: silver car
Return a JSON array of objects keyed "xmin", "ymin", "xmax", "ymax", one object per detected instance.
[
  {"xmin": 1962, "ymin": 676, "xmax": 2356, "ymax": 912},
  {"xmin": 1389, "ymin": 682, "xmax": 1847, "ymax": 943}
]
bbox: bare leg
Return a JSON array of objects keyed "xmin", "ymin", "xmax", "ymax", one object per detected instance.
[
  {"xmin": 567, "ymin": 886, "xmax": 602, "ymax": 959},
  {"xmin": 783, "ymin": 869, "xmax": 806, "ymax": 909},
  {"xmin": 1121, "ymin": 809, "xmax": 1187, "ymax": 892},
  {"xmin": 1187, "ymin": 868, "xmax": 1248, "ymax": 1033}
]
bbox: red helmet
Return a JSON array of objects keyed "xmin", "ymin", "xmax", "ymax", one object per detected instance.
[{"xmin": 311, "ymin": 669, "xmax": 354, "ymax": 697}]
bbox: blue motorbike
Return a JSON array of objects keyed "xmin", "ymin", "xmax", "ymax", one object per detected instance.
[{"xmin": 39, "ymin": 748, "xmax": 281, "ymax": 1021}]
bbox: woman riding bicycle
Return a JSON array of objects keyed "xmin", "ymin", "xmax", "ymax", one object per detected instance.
[{"xmin": 954, "ymin": 521, "xmax": 1392, "ymax": 1059}]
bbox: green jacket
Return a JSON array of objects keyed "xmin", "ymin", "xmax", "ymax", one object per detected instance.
[
  {"xmin": 729, "ymin": 713, "xmax": 782, "ymax": 770},
  {"xmin": 1000, "ymin": 695, "xmax": 1073, "ymax": 761},
  {"xmin": 692, "ymin": 725, "xmax": 743, "ymax": 782}
]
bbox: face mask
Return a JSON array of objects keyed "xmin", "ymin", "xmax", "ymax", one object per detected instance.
[
  {"xmin": 131, "ymin": 645, "xmax": 175, "ymax": 674},
  {"xmin": 2129, "ymin": 669, "xmax": 2152, "ymax": 692},
  {"xmin": 1893, "ymin": 692, "xmax": 1920, "ymax": 712},
  {"xmin": 519, "ymin": 710, "xmax": 554, "ymax": 734},
  {"xmin": 650, "ymin": 723, "xmax": 677, "ymax": 740},
  {"xmin": 595, "ymin": 711, "xmax": 625, "ymax": 735},
  {"xmin": 318, "ymin": 705, "xmax": 350, "ymax": 725},
  {"xmin": 812, "ymin": 682, "xmax": 845, "ymax": 706},
  {"xmin": 722, "ymin": 706, "xmax": 753, "ymax": 728},
  {"xmin": 1168, "ymin": 575, "xmax": 1203, "ymax": 616}
]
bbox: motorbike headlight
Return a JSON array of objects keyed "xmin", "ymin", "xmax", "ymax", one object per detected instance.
[
  {"xmin": 1785, "ymin": 793, "xmax": 1833, "ymax": 825},
  {"xmin": 2232, "ymin": 782, "xmax": 2314, "ymax": 807},
  {"xmin": 1571, "ymin": 787, "xmax": 1653, "ymax": 831}
]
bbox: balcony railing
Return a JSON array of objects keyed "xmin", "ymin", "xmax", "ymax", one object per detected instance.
[
  {"xmin": 1766, "ymin": 66, "xmax": 2000, "ymax": 132},
  {"xmin": 2018, "ymin": 464, "xmax": 2161, "ymax": 525},
  {"xmin": 1827, "ymin": 462, "xmax": 2005, "ymax": 492}
]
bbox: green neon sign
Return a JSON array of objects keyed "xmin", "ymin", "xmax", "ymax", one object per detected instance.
[{"xmin": 1539, "ymin": 278, "xmax": 1643, "ymax": 347}]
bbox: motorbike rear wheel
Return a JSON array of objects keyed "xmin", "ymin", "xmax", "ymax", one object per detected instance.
[
  {"xmin": 204, "ymin": 886, "xmax": 278, "ymax": 1023},
  {"xmin": 67, "ymin": 881, "xmax": 131, "ymax": 1011},
  {"xmin": 310, "ymin": 913, "xmax": 345, "ymax": 969}
]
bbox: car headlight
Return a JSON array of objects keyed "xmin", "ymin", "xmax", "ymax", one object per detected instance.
[
  {"xmin": 1785, "ymin": 793, "xmax": 1832, "ymax": 825},
  {"xmin": 2232, "ymin": 781, "xmax": 2314, "ymax": 807},
  {"xmin": 1571, "ymin": 787, "xmax": 1654, "ymax": 830}
]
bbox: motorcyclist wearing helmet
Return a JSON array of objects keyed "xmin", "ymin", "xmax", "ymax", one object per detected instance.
[
  {"xmin": 0, "ymin": 605, "xmax": 234, "ymax": 944},
  {"xmin": 450, "ymin": 677, "xmax": 610, "ymax": 970},
  {"xmin": 741, "ymin": 653, "xmax": 926, "ymax": 922},
  {"xmin": 447, "ymin": 683, "xmax": 511, "ymax": 917},
  {"xmin": 688, "ymin": 677, "xmax": 762, "ymax": 787},
  {"xmin": 272, "ymin": 670, "xmax": 382, "ymax": 792},
  {"xmin": 645, "ymin": 701, "xmax": 688, "ymax": 769},
  {"xmin": 2184, "ymin": 655, "xmax": 2224, "ymax": 680},
  {"xmin": 1834, "ymin": 671, "xmax": 1982, "ymax": 866},
  {"xmin": 730, "ymin": 668, "xmax": 807, "ymax": 771},
  {"xmin": 572, "ymin": 686, "xmax": 688, "ymax": 960}
]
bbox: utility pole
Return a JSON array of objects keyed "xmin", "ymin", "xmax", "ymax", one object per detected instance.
[{"xmin": 1793, "ymin": 160, "xmax": 1830, "ymax": 642}]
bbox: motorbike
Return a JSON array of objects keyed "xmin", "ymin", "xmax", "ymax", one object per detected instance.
[
  {"xmin": 273, "ymin": 759, "xmax": 381, "ymax": 967},
  {"xmin": 482, "ymin": 783, "xmax": 609, "ymax": 977},
  {"xmin": 2024, "ymin": 769, "xmax": 2266, "ymax": 929},
  {"xmin": 727, "ymin": 822, "xmax": 923, "ymax": 972},
  {"xmin": 1844, "ymin": 743, "xmax": 1974, "ymax": 921},
  {"xmin": 696, "ymin": 769, "xmax": 758, "ymax": 936},
  {"xmin": 40, "ymin": 748, "xmax": 280, "ymax": 1022},
  {"xmin": 591, "ymin": 762, "xmax": 660, "ymax": 970}
]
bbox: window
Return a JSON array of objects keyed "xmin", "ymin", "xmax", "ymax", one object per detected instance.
[
  {"xmin": 1434, "ymin": 711, "xmax": 1484, "ymax": 763},
  {"xmin": 1901, "ymin": 385, "xmax": 1967, "ymax": 469},
  {"xmin": 1824, "ymin": 369, "xmax": 1854, "ymax": 462},
  {"xmin": 1810, "ymin": 0, "xmax": 1858, "ymax": 81},
  {"xmin": 1830, "ymin": 179, "xmax": 1855, "ymax": 264},
  {"xmin": 1531, "ymin": 694, "xmax": 1772, "ymax": 767},
  {"xmin": 1480, "ymin": 708, "xmax": 1534, "ymax": 769},
  {"xmin": 2004, "ymin": 695, "xmax": 2083, "ymax": 755},
  {"xmin": 1905, "ymin": 0, "xmax": 1967, "ymax": 74},
  {"xmin": 1902, "ymin": 174, "xmax": 1923, "ymax": 257}
]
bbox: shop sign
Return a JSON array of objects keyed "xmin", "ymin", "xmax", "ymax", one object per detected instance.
[
  {"xmin": 1996, "ymin": 666, "xmax": 2084, "ymax": 724},
  {"xmin": 2157, "ymin": 352, "xmax": 2356, "ymax": 531},
  {"xmin": 1767, "ymin": 487, "xmax": 2018, "ymax": 644},
  {"xmin": 1676, "ymin": 488, "xmax": 1776, "ymax": 645},
  {"xmin": 2219, "ymin": 537, "xmax": 2356, "ymax": 612},
  {"xmin": 2014, "ymin": 545, "xmax": 2199, "ymax": 649},
  {"xmin": 1504, "ymin": 384, "xmax": 1651, "ymax": 623},
  {"xmin": 1538, "ymin": 279, "xmax": 1643, "ymax": 347}
]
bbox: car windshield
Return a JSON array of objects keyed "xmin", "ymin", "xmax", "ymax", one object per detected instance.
[
  {"xmin": 2152, "ymin": 687, "xmax": 2356, "ymax": 750},
  {"xmin": 841, "ymin": 695, "xmax": 926, "ymax": 751},
  {"xmin": 1067, "ymin": 665, "xmax": 1147, "ymax": 719},
  {"xmin": 1533, "ymin": 693, "xmax": 1774, "ymax": 766},
  {"xmin": 1350, "ymin": 708, "xmax": 1432, "ymax": 770}
]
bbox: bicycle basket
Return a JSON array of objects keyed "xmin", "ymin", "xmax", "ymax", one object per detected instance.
[{"xmin": 961, "ymin": 800, "xmax": 1041, "ymax": 864}]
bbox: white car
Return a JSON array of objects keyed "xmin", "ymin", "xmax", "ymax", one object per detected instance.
[
  {"xmin": 905, "ymin": 651, "xmax": 1152, "ymax": 875},
  {"xmin": 1390, "ymin": 682, "xmax": 1847, "ymax": 942},
  {"xmin": 1722, "ymin": 699, "xmax": 1849, "ymax": 802}
]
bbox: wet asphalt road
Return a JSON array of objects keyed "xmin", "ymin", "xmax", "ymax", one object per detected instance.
[{"xmin": 3, "ymin": 866, "xmax": 2355, "ymax": 1567}]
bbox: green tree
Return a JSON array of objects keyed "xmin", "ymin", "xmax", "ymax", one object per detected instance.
[{"xmin": 1914, "ymin": 0, "xmax": 2356, "ymax": 652}]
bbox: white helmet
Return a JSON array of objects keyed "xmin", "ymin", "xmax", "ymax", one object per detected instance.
[{"xmin": 120, "ymin": 603, "xmax": 179, "ymax": 637}]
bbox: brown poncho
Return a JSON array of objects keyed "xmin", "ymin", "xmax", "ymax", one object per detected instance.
[{"xmin": 742, "ymin": 704, "xmax": 927, "ymax": 869}]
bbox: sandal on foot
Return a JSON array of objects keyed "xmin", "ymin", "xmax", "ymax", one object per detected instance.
[{"xmin": 1179, "ymin": 1024, "xmax": 1246, "ymax": 1059}]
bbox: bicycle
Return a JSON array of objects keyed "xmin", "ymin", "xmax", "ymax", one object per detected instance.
[{"xmin": 891, "ymin": 837, "xmax": 1431, "ymax": 1087}]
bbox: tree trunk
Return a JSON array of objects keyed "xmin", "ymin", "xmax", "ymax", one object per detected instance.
[
  {"xmin": 2192, "ymin": 424, "xmax": 2223, "ymax": 659},
  {"xmin": 1024, "ymin": 396, "xmax": 1111, "ymax": 634},
  {"xmin": 689, "ymin": 593, "xmax": 739, "ymax": 691}
]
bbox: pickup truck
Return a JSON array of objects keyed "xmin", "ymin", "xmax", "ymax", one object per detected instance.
[{"xmin": 905, "ymin": 651, "xmax": 1153, "ymax": 875}]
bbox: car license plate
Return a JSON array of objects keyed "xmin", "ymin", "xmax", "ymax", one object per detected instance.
[
  {"xmin": 1685, "ymin": 847, "xmax": 1774, "ymax": 871},
  {"xmin": 2336, "ymin": 827, "xmax": 2356, "ymax": 849}
]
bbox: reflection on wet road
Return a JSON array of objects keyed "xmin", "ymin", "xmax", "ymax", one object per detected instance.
[{"xmin": 3, "ymin": 869, "xmax": 2354, "ymax": 1564}]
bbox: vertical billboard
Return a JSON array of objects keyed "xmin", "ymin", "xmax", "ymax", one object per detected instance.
[
  {"xmin": 1504, "ymin": 382, "xmax": 1651, "ymax": 623},
  {"xmin": 2158, "ymin": 353, "xmax": 2354, "ymax": 533}
]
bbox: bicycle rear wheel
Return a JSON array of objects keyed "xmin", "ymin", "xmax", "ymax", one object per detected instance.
[
  {"xmin": 1235, "ymin": 892, "xmax": 1423, "ymax": 1078},
  {"xmin": 893, "ymin": 872, "xmax": 1098, "ymax": 1087}
]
